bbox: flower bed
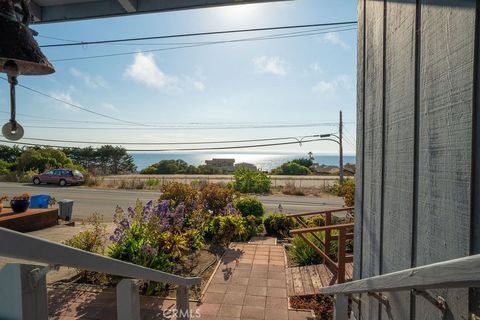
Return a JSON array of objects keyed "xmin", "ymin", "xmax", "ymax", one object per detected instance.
[{"xmin": 64, "ymin": 183, "xmax": 264, "ymax": 297}]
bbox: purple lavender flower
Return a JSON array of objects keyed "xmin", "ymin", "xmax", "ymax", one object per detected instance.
[
  {"xmin": 127, "ymin": 207, "xmax": 135, "ymax": 218},
  {"xmin": 119, "ymin": 218, "xmax": 130, "ymax": 229},
  {"xmin": 141, "ymin": 242, "xmax": 157, "ymax": 257},
  {"xmin": 221, "ymin": 203, "xmax": 240, "ymax": 216}
]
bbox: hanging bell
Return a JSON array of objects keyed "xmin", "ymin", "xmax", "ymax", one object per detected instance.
[
  {"xmin": 0, "ymin": 0, "xmax": 55, "ymax": 141},
  {"xmin": 0, "ymin": 0, "xmax": 55, "ymax": 75}
]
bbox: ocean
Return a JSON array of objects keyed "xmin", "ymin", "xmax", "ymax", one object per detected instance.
[{"xmin": 130, "ymin": 152, "xmax": 356, "ymax": 171}]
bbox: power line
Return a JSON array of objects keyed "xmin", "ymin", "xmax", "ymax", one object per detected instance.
[
  {"xmin": 40, "ymin": 24, "xmax": 354, "ymax": 47},
  {"xmin": 10, "ymin": 134, "xmax": 321, "ymax": 145},
  {"xmin": 0, "ymin": 77, "xmax": 149, "ymax": 126},
  {"xmin": 50, "ymin": 27, "xmax": 357, "ymax": 62},
  {"xmin": 0, "ymin": 137, "xmax": 336, "ymax": 152},
  {"xmin": 0, "ymin": 115, "xmax": 346, "ymax": 130},
  {"xmin": 40, "ymin": 21, "xmax": 357, "ymax": 48},
  {"xmin": 13, "ymin": 123, "xmax": 340, "ymax": 130}
]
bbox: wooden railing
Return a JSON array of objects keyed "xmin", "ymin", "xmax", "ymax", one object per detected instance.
[
  {"xmin": 0, "ymin": 227, "xmax": 201, "ymax": 320},
  {"xmin": 321, "ymin": 254, "xmax": 480, "ymax": 320},
  {"xmin": 288, "ymin": 207, "xmax": 354, "ymax": 284}
]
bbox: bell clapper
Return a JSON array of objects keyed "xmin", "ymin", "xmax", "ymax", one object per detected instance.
[{"xmin": 1, "ymin": 60, "xmax": 24, "ymax": 141}]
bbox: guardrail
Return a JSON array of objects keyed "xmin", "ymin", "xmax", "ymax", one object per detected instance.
[
  {"xmin": 0, "ymin": 227, "xmax": 202, "ymax": 320},
  {"xmin": 321, "ymin": 254, "xmax": 480, "ymax": 320},
  {"xmin": 288, "ymin": 207, "xmax": 354, "ymax": 283}
]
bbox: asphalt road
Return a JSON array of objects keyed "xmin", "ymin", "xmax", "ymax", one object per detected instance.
[{"xmin": 0, "ymin": 182, "xmax": 344, "ymax": 221}]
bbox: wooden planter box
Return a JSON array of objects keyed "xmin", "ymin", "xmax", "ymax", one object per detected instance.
[{"xmin": 0, "ymin": 207, "xmax": 58, "ymax": 232}]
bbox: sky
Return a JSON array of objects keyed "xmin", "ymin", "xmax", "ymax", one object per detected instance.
[{"xmin": 0, "ymin": 0, "xmax": 357, "ymax": 155}]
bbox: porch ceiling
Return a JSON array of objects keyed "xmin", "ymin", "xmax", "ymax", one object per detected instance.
[{"xmin": 30, "ymin": 0, "xmax": 289, "ymax": 24}]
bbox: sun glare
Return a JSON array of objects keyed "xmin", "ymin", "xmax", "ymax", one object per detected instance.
[{"xmin": 216, "ymin": 4, "xmax": 262, "ymax": 25}]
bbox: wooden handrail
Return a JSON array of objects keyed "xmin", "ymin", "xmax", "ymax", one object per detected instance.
[
  {"xmin": 287, "ymin": 207, "xmax": 354, "ymax": 218},
  {"xmin": 321, "ymin": 253, "xmax": 480, "ymax": 295},
  {"xmin": 0, "ymin": 227, "xmax": 201, "ymax": 286},
  {"xmin": 290, "ymin": 223, "xmax": 354, "ymax": 234}
]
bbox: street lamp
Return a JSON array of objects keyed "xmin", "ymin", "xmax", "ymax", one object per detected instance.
[{"xmin": 315, "ymin": 133, "xmax": 344, "ymax": 185}]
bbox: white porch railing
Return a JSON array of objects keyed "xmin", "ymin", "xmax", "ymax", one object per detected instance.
[
  {"xmin": 321, "ymin": 254, "xmax": 480, "ymax": 319},
  {"xmin": 0, "ymin": 227, "xmax": 201, "ymax": 320}
]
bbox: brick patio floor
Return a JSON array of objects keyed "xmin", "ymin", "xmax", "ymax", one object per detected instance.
[
  {"xmin": 48, "ymin": 237, "xmax": 314, "ymax": 319},
  {"xmin": 198, "ymin": 238, "xmax": 314, "ymax": 320}
]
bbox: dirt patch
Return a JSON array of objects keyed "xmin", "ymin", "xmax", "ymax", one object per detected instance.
[{"xmin": 290, "ymin": 295, "xmax": 335, "ymax": 320}]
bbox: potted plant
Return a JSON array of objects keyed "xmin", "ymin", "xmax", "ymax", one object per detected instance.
[
  {"xmin": 0, "ymin": 194, "xmax": 8, "ymax": 213},
  {"xmin": 11, "ymin": 193, "xmax": 31, "ymax": 213}
]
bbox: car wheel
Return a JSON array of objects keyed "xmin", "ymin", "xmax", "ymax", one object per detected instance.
[
  {"xmin": 59, "ymin": 179, "xmax": 67, "ymax": 187},
  {"xmin": 33, "ymin": 177, "xmax": 41, "ymax": 185}
]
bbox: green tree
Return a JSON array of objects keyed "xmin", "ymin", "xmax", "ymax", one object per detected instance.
[
  {"xmin": 233, "ymin": 168, "xmax": 271, "ymax": 193},
  {"xmin": 276, "ymin": 162, "xmax": 310, "ymax": 175},
  {"xmin": 16, "ymin": 147, "xmax": 75, "ymax": 173},
  {"xmin": 140, "ymin": 159, "xmax": 191, "ymax": 174},
  {"xmin": 95, "ymin": 145, "xmax": 136, "ymax": 175},
  {"xmin": 291, "ymin": 158, "xmax": 313, "ymax": 168},
  {"xmin": 63, "ymin": 147, "xmax": 97, "ymax": 171},
  {"xmin": 0, "ymin": 160, "xmax": 11, "ymax": 174},
  {"xmin": 0, "ymin": 145, "xmax": 22, "ymax": 163}
]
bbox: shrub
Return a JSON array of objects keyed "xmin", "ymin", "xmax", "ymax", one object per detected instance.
[
  {"xmin": 233, "ymin": 168, "xmax": 271, "ymax": 194},
  {"xmin": 84, "ymin": 174, "xmax": 103, "ymax": 187},
  {"xmin": 140, "ymin": 159, "xmax": 193, "ymax": 174},
  {"xmin": 141, "ymin": 166, "xmax": 157, "ymax": 174},
  {"xmin": 305, "ymin": 215, "xmax": 326, "ymax": 227},
  {"xmin": 326, "ymin": 178, "xmax": 356, "ymax": 208},
  {"xmin": 64, "ymin": 213, "xmax": 108, "ymax": 284},
  {"xmin": 0, "ymin": 160, "xmax": 11, "ymax": 174},
  {"xmin": 17, "ymin": 169, "xmax": 39, "ymax": 183},
  {"xmin": 343, "ymin": 183, "xmax": 355, "ymax": 207},
  {"xmin": 145, "ymin": 178, "xmax": 161, "ymax": 189},
  {"xmin": 119, "ymin": 179, "xmax": 144, "ymax": 190},
  {"xmin": 65, "ymin": 212, "xmax": 107, "ymax": 254},
  {"xmin": 206, "ymin": 214, "xmax": 260, "ymax": 246},
  {"xmin": 160, "ymin": 182, "xmax": 198, "ymax": 209},
  {"xmin": 276, "ymin": 162, "xmax": 310, "ymax": 175},
  {"xmin": 233, "ymin": 196, "xmax": 265, "ymax": 218},
  {"xmin": 198, "ymin": 184, "xmax": 236, "ymax": 213},
  {"xmin": 291, "ymin": 158, "xmax": 314, "ymax": 168},
  {"xmin": 108, "ymin": 200, "xmax": 204, "ymax": 294},
  {"xmin": 264, "ymin": 214, "xmax": 297, "ymax": 238},
  {"xmin": 326, "ymin": 178, "xmax": 355, "ymax": 196},
  {"xmin": 289, "ymin": 235, "xmax": 323, "ymax": 266}
]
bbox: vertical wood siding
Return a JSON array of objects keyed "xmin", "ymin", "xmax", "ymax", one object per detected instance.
[
  {"xmin": 381, "ymin": 0, "xmax": 416, "ymax": 318},
  {"xmin": 355, "ymin": 0, "xmax": 477, "ymax": 318},
  {"xmin": 415, "ymin": 1, "xmax": 474, "ymax": 318},
  {"xmin": 353, "ymin": 0, "xmax": 365, "ymax": 316},
  {"xmin": 361, "ymin": 0, "xmax": 384, "ymax": 318}
]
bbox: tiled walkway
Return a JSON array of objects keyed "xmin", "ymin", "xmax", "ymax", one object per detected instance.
[
  {"xmin": 196, "ymin": 238, "xmax": 314, "ymax": 319},
  {"xmin": 48, "ymin": 237, "xmax": 314, "ymax": 319}
]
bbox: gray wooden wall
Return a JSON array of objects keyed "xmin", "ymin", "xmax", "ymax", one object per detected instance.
[{"xmin": 354, "ymin": 0, "xmax": 478, "ymax": 319}]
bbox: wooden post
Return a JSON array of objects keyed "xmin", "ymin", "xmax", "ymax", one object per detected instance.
[
  {"xmin": 334, "ymin": 294, "xmax": 349, "ymax": 320},
  {"xmin": 117, "ymin": 279, "xmax": 141, "ymax": 320},
  {"xmin": 325, "ymin": 212, "xmax": 332, "ymax": 256},
  {"xmin": 0, "ymin": 264, "xmax": 48, "ymax": 320},
  {"xmin": 176, "ymin": 285, "xmax": 190, "ymax": 320},
  {"xmin": 337, "ymin": 228, "xmax": 347, "ymax": 284}
]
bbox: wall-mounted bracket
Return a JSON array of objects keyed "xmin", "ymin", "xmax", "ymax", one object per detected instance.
[
  {"xmin": 367, "ymin": 292, "xmax": 389, "ymax": 306},
  {"xmin": 412, "ymin": 289, "xmax": 447, "ymax": 312}
]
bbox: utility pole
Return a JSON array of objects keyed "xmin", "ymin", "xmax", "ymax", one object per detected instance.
[{"xmin": 339, "ymin": 110, "xmax": 344, "ymax": 185}]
